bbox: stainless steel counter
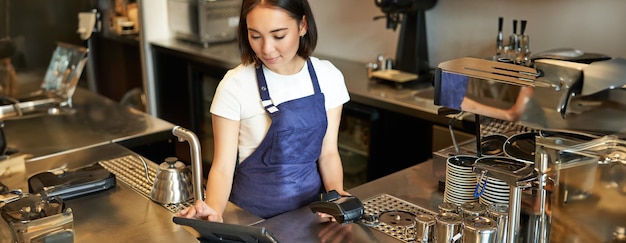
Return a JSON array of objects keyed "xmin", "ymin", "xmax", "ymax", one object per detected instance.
[
  {"xmin": 0, "ymin": 144, "xmax": 442, "ymax": 243},
  {"xmin": 0, "ymin": 143, "xmax": 263, "ymax": 243},
  {"xmin": 0, "ymin": 85, "xmax": 263, "ymax": 242},
  {"xmin": 254, "ymin": 160, "xmax": 442, "ymax": 242},
  {"xmin": 3, "ymin": 87, "xmax": 175, "ymax": 162}
]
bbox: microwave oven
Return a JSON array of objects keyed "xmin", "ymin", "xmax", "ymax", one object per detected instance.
[{"xmin": 167, "ymin": 0, "xmax": 241, "ymax": 47}]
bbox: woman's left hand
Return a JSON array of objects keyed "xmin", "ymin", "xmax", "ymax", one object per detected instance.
[{"xmin": 316, "ymin": 189, "xmax": 353, "ymax": 221}]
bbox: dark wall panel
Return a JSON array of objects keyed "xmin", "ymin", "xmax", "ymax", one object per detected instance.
[{"xmin": 0, "ymin": 0, "xmax": 96, "ymax": 70}]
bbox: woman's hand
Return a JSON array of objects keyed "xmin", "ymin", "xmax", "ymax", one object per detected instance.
[
  {"xmin": 335, "ymin": 189, "xmax": 351, "ymax": 197},
  {"xmin": 316, "ymin": 189, "xmax": 353, "ymax": 221},
  {"xmin": 175, "ymin": 199, "xmax": 224, "ymax": 222}
]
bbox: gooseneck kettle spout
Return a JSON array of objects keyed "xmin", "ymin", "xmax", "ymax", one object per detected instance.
[{"xmin": 172, "ymin": 126, "xmax": 204, "ymax": 202}]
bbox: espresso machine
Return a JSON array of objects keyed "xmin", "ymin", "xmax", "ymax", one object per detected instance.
[{"xmin": 434, "ymin": 51, "xmax": 626, "ymax": 242}]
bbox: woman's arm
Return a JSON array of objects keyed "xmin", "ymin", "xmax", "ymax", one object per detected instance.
[
  {"xmin": 178, "ymin": 114, "xmax": 240, "ymax": 222},
  {"xmin": 176, "ymin": 114, "xmax": 239, "ymax": 222},
  {"xmin": 317, "ymin": 105, "xmax": 348, "ymax": 195},
  {"xmin": 203, "ymin": 114, "xmax": 241, "ymax": 220}
]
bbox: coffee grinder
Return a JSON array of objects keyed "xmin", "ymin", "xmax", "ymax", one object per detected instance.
[{"xmin": 373, "ymin": 0, "xmax": 437, "ymax": 83}]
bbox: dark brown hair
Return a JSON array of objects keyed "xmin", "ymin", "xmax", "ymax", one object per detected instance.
[{"xmin": 238, "ymin": 0, "xmax": 318, "ymax": 65}]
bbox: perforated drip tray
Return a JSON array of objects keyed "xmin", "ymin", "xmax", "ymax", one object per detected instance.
[
  {"xmin": 361, "ymin": 194, "xmax": 437, "ymax": 242},
  {"xmin": 98, "ymin": 155, "xmax": 193, "ymax": 213}
]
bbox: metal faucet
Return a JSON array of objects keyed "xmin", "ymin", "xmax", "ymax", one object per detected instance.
[{"xmin": 172, "ymin": 126, "xmax": 204, "ymax": 202}]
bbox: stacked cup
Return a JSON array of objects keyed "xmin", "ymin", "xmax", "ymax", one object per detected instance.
[{"xmin": 444, "ymin": 156, "xmax": 479, "ymax": 206}]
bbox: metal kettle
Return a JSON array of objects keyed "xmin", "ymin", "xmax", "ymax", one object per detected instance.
[{"xmin": 149, "ymin": 157, "xmax": 194, "ymax": 204}]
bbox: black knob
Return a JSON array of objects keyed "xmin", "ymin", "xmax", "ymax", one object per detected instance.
[
  {"xmin": 513, "ymin": 19, "xmax": 518, "ymax": 34},
  {"xmin": 165, "ymin": 157, "xmax": 179, "ymax": 165}
]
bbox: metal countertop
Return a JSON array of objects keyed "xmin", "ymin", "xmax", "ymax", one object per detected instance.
[
  {"xmin": 0, "ymin": 143, "xmax": 263, "ymax": 243},
  {"xmin": 255, "ymin": 160, "xmax": 443, "ymax": 242},
  {"xmin": 3, "ymin": 87, "xmax": 175, "ymax": 162},
  {"xmin": 0, "ymin": 84, "xmax": 263, "ymax": 242},
  {"xmin": 0, "ymin": 146, "xmax": 438, "ymax": 242}
]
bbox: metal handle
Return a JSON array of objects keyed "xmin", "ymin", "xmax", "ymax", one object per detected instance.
[
  {"xmin": 474, "ymin": 170, "xmax": 488, "ymax": 198},
  {"xmin": 136, "ymin": 155, "xmax": 151, "ymax": 183}
]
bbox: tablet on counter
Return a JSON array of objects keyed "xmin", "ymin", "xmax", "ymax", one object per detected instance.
[{"xmin": 173, "ymin": 217, "xmax": 278, "ymax": 243}]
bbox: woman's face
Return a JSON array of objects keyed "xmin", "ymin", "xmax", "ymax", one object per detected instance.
[{"xmin": 246, "ymin": 6, "xmax": 306, "ymax": 75}]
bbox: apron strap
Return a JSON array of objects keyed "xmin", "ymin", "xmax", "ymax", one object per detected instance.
[
  {"xmin": 306, "ymin": 59, "xmax": 322, "ymax": 94},
  {"xmin": 255, "ymin": 59, "xmax": 321, "ymax": 114},
  {"xmin": 255, "ymin": 65, "xmax": 279, "ymax": 113}
]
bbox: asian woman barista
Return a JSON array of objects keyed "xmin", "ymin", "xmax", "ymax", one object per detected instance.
[{"xmin": 177, "ymin": 0, "xmax": 350, "ymax": 220}]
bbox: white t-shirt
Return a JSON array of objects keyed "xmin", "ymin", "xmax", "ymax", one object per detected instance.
[{"xmin": 210, "ymin": 57, "xmax": 350, "ymax": 162}]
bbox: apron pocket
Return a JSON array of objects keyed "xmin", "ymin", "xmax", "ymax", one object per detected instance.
[{"xmin": 267, "ymin": 125, "xmax": 325, "ymax": 165}]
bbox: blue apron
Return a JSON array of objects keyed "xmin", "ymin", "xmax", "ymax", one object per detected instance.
[{"xmin": 229, "ymin": 60, "xmax": 327, "ymax": 218}]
